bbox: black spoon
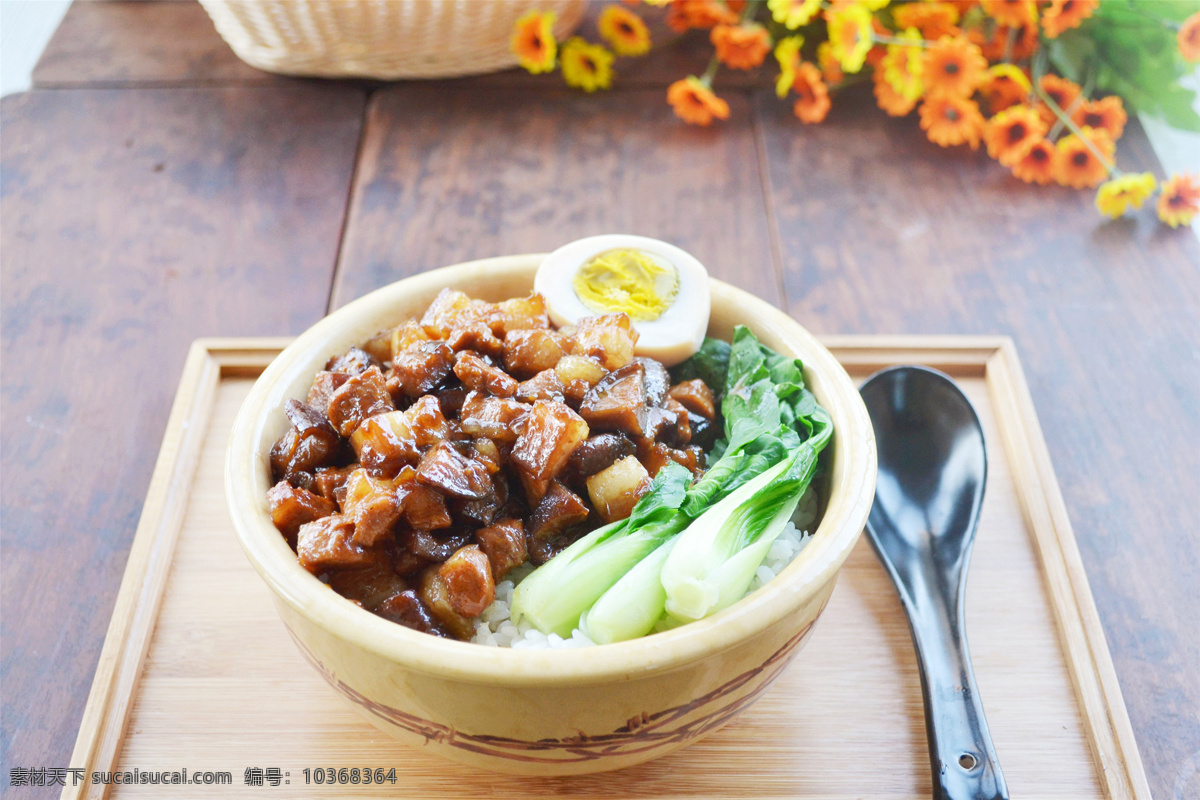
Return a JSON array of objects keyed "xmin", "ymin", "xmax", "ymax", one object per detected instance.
[{"xmin": 859, "ymin": 366, "xmax": 1009, "ymax": 800}]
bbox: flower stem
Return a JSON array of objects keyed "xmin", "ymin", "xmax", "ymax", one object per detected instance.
[
  {"xmin": 871, "ymin": 34, "xmax": 932, "ymax": 48},
  {"xmin": 1033, "ymin": 80, "xmax": 1116, "ymax": 175},
  {"xmin": 700, "ymin": 53, "xmax": 721, "ymax": 85}
]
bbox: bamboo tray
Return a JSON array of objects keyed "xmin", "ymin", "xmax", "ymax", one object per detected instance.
[{"xmin": 64, "ymin": 336, "xmax": 1149, "ymax": 800}]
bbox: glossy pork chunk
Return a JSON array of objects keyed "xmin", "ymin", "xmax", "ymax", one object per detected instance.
[{"xmin": 266, "ymin": 289, "xmax": 719, "ymax": 640}]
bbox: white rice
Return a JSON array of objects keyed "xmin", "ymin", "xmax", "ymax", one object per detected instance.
[{"xmin": 470, "ymin": 486, "xmax": 820, "ymax": 648}]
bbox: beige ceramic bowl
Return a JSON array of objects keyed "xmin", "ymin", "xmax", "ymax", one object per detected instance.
[{"xmin": 226, "ymin": 255, "xmax": 876, "ymax": 776}]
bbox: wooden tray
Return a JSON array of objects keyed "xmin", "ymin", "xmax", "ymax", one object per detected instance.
[{"xmin": 64, "ymin": 336, "xmax": 1150, "ymax": 800}]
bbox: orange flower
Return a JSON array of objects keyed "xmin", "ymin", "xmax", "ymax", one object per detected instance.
[
  {"xmin": 984, "ymin": 105, "xmax": 1046, "ymax": 166},
  {"xmin": 892, "ymin": 2, "xmax": 961, "ymax": 40},
  {"xmin": 922, "ymin": 36, "xmax": 986, "ymax": 98},
  {"xmin": 1036, "ymin": 73, "xmax": 1081, "ymax": 127},
  {"xmin": 980, "ymin": 0, "xmax": 1036, "ymax": 28},
  {"xmin": 817, "ymin": 41, "xmax": 844, "ymax": 85},
  {"xmin": 874, "ymin": 69, "xmax": 917, "ymax": 116},
  {"xmin": 667, "ymin": 76, "xmax": 731, "ymax": 125},
  {"xmin": 1072, "ymin": 95, "xmax": 1127, "ymax": 141},
  {"xmin": 792, "ymin": 62, "xmax": 831, "ymax": 123},
  {"xmin": 1041, "ymin": 0, "xmax": 1097, "ymax": 39},
  {"xmin": 511, "ymin": 10, "xmax": 557, "ymax": 74},
  {"xmin": 1011, "ymin": 139, "xmax": 1057, "ymax": 184},
  {"xmin": 711, "ymin": 24, "xmax": 772, "ymax": 70},
  {"xmin": 1054, "ymin": 127, "xmax": 1113, "ymax": 189},
  {"xmin": 980, "ymin": 64, "xmax": 1031, "ymax": 114},
  {"xmin": 1157, "ymin": 173, "xmax": 1200, "ymax": 228},
  {"xmin": 969, "ymin": 23, "xmax": 1038, "ymax": 61},
  {"xmin": 919, "ymin": 95, "xmax": 985, "ymax": 148},
  {"xmin": 598, "ymin": 5, "xmax": 651, "ymax": 56},
  {"xmin": 1179, "ymin": 12, "xmax": 1200, "ymax": 62},
  {"xmin": 666, "ymin": 0, "xmax": 738, "ymax": 32}
]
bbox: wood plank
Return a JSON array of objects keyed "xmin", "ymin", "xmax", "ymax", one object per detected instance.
[
  {"xmin": 32, "ymin": 0, "xmax": 284, "ymax": 87},
  {"xmin": 756, "ymin": 84, "xmax": 1200, "ymax": 800},
  {"xmin": 0, "ymin": 85, "xmax": 365, "ymax": 794},
  {"xmin": 332, "ymin": 85, "xmax": 780, "ymax": 310}
]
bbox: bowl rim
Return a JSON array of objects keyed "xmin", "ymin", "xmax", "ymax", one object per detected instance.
[{"xmin": 225, "ymin": 254, "xmax": 876, "ymax": 687}]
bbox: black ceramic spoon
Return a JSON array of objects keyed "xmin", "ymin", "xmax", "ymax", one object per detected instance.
[{"xmin": 859, "ymin": 366, "xmax": 1009, "ymax": 800}]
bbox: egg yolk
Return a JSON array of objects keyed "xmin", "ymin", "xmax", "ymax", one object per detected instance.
[{"xmin": 572, "ymin": 249, "xmax": 679, "ymax": 321}]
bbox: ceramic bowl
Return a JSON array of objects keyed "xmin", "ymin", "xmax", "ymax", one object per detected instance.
[{"xmin": 225, "ymin": 254, "xmax": 876, "ymax": 776}]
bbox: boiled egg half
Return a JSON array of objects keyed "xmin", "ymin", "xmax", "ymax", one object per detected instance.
[{"xmin": 534, "ymin": 235, "xmax": 711, "ymax": 366}]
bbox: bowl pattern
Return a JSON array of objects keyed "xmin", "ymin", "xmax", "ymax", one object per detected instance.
[
  {"xmin": 288, "ymin": 611, "xmax": 822, "ymax": 764},
  {"xmin": 226, "ymin": 255, "xmax": 875, "ymax": 775}
]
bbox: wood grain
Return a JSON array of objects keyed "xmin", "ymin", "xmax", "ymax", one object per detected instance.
[
  {"xmin": 756, "ymin": 85, "xmax": 1200, "ymax": 800},
  {"xmin": 32, "ymin": 0, "xmax": 280, "ymax": 87},
  {"xmin": 332, "ymin": 85, "xmax": 781, "ymax": 310},
  {"xmin": 0, "ymin": 86, "xmax": 365, "ymax": 796},
  {"xmin": 67, "ymin": 340, "xmax": 1140, "ymax": 799}
]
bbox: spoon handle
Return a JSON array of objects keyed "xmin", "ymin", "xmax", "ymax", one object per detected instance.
[{"xmin": 899, "ymin": 557, "xmax": 1009, "ymax": 800}]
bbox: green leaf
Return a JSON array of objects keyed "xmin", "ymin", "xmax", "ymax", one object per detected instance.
[{"xmin": 669, "ymin": 337, "xmax": 731, "ymax": 400}]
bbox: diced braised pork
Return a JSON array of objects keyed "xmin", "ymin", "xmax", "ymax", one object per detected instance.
[
  {"xmin": 586, "ymin": 456, "xmax": 651, "ymax": 524},
  {"xmin": 404, "ymin": 395, "xmax": 450, "ymax": 448},
  {"xmin": 312, "ymin": 465, "xmax": 357, "ymax": 500},
  {"xmin": 420, "ymin": 288, "xmax": 491, "ymax": 339},
  {"xmin": 340, "ymin": 469, "xmax": 402, "ymax": 546},
  {"xmin": 267, "ymin": 480, "xmax": 335, "ymax": 543},
  {"xmin": 269, "ymin": 402, "xmax": 341, "ymax": 482},
  {"xmin": 528, "ymin": 481, "xmax": 591, "ymax": 564},
  {"xmin": 396, "ymin": 467, "xmax": 454, "ymax": 530},
  {"xmin": 503, "ymin": 329, "xmax": 571, "ymax": 378},
  {"xmin": 349, "ymin": 410, "xmax": 421, "ymax": 478},
  {"xmin": 668, "ymin": 378, "xmax": 716, "ymax": 420},
  {"xmin": 327, "ymin": 553, "xmax": 408, "ymax": 609},
  {"xmin": 579, "ymin": 363, "xmax": 648, "ymax": 437},
  {"xmin": 418, "ymin": 565, "xmax": 477, "ymax": 639},
  {"xmin": 562, "ymin": 433, "xmax": 636, "ymax": 486},
  {"xmin": 327, "ymin": 366, "xmax": 394, "ymax": 438},
  {"xmin": 297, "ymin": 514, "xmax": 371, "ymax": 573},
  {"xmin": 446, "ymin": 321, "xmax": 504, "ymax": 358},
  {"xmin": 326, "ymin": 347, "xmax": 380, "ymax": 377},
  {"xmin": 459, "ymin": 392, "xmax": 527, "ymax": 442},
  {"xmin": 635, "ymin": 357, "xmax": 670, "ymax": 406},
  {"xmin": 375, "ymin": 589, "xmax": 449, "ymax": 637},
  {"xmin": 476, "ymin": 519, "xmax": 527, "ymax": 579},
  {"xmin": 390, "ymin": 320, "xmax": 431, "ymax": 359},
  {"xmin": 416, "ymin": 441, "xmax": 493, "ymax": 500},
  {"xmin": 486, "ymin": 293, "xmax": 550, "ymax": 336},
  {"xmin": 307, "ymin": 371, "xmax": 349, "ymax": 413},
  {"xmin": 515, "ymin": 368, "xmax": 566, "ymax": 403},
  {"xmin": 511, "ymin": 400, "xmax": 590, "ymax": 503},
  {"xmin": 388, "ymin": 341, "xmax": 454, "ymax": 400},
  {"xmin": 453, "ymin": 351, "xmax": 518, "ymax": 397},
  {"xmin": 574, "ymin": 313, "xmax": 637, "ymax": 370},
  {"xmin": 555, "ymin": 354, "xmax": 608, "ymax": 405},
  {"xmin": 438, "ymin": 545, "xmax": 495, "ymax": 617}
]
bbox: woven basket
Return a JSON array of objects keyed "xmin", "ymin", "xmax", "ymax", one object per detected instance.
[{"xmin": 198, "ymin": 0, "xmax": 586, "ymax": 79}]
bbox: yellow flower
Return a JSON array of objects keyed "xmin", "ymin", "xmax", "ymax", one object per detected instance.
[
  {"xmin": 817, "ymin": 40, "xmax": 843, "ymax": 84},
  {"xmin": 827, "ymin": 3, "xmax": 873, "ymax": 73},
  {"xmin": 511, "ymin": 11, "xmax": 557, "ymax": 74},
  {"xmin": 881, "ymin": 27, "xmax": 924, "ymax": 103},
  {"xmin": 598, "ymin": 5, "xmax": 651, "ymax": 57},
  {"xmin": 1095, "ymin": 173, "xmax": 1157, "ymax": 219},
  {"xmin": 560, "ymin": 37, "xmax": 614, "ymax": 93},
  {"xmin": 768, "ymin": 0, "xmax": 822, "ymax": 30},
  {"xmin": 861, "ymin": 0, "xmax": 891, "ymax": 9},
  {"xmin": 775, "ymin": 36, "xmax": 803, "ymax": 98}
]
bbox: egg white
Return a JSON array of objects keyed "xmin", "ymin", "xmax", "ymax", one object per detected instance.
[{"xmin": 534, "ymin": 235, "xmax": 711, "ymax": 367}]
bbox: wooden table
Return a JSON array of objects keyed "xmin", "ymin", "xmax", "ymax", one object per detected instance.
[{"xmin": 3, "ymin": 2, "xmax": 1198, "ymax": 797}]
